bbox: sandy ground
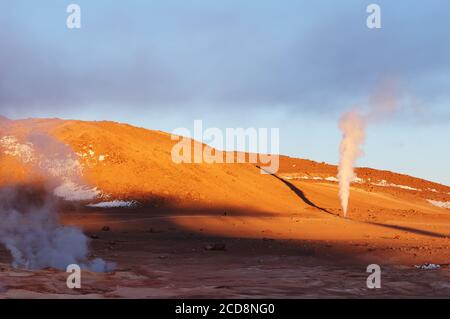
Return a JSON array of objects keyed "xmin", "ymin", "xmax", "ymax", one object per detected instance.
[{"xmin": 1, "ymin": 188, "xmax": 449, "ymax": 298}]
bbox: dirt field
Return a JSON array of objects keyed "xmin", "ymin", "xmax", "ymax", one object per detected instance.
[{"xmin": 0, "ymin": 196, "xmax": 449, "ymax": 298}]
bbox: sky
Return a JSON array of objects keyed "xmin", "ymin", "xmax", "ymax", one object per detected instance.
[{"xmin": 0, "ymin": 0, "xmax": 449, "ymax": 185}]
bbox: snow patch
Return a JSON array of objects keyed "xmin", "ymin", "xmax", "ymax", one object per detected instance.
[
  {"xmin": 0, "ymin": 136, "xmax": 35, "ymax": 163},
  {"xmin": 427, "ymin": 200, "xmax": 450, "ymax": 209},
  {"xmin": 353, "ymin": 176, "xmax": 364, "ymax": 183},
  {"xmin": 54, "ymin": 180, "xmax": 101, "ymax": 201},
  {"xmin": 415, "ymin": 263, "xmax": 441, "ymax": 270},
  {"xmin": 283, "ymin": 175, "xmax": 360, "ymax": 183},
  {"xmin": 283, "ymin": 175, "xmax": 309, "ymax": 180},
  {"xmin": 87, "ymin": 200, "xmax": 138, "ymax": 208},
  {"xmin": 372, "ymin": 180, "xmax": 420, "ymax": 191}
]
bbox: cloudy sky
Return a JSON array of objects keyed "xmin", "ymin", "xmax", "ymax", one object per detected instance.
[{"xmin": 1, "ymin": 0, "xmax": 449, "ymax": 184}]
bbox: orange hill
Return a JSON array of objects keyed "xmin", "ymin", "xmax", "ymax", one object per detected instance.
[{"xmin": 0, "ymin": 117, "xmax": 448, "ymax": 214}]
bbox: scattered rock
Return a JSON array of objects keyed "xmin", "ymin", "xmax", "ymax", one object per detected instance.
[
  {"xmin": 204, "ymin": 243, "xmax": 226, "ymax": 251},
  {"xmin": 90, "ymin": 234, "xmax": 100, "ymax": 239},
  {"xmin": 102, "ymin": 226, "xmax": 111, "ymax": 232}
]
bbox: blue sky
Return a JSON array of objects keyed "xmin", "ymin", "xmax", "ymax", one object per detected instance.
[{"xmin": 0, "ymin": 1, "xmax": 449, "ymax": 185}]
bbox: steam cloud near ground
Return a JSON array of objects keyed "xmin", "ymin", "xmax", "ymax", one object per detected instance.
[
  {"xmin": 0, "ymin": 132, "xmax": 112, "ymax": 271},
  {"xmin": 0, "ymin": 186, "xmax": 108, "ymax": 271}
]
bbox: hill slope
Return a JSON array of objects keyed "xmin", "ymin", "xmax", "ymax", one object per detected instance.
[{"xmin": 0, "ymin": 117, "xmax": 448, "ymax": 215}]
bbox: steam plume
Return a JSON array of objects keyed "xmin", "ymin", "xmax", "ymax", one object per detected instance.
[
  {"xmin": 0, "ymin": 132, "xmax": 112, "ymax": 271},
  {"xmin": 338, "ymin": 112, "xmax": 365, "ymax": 217},
  {"xmin": 337, "ymin": 80, "xmax": 398, "ymax": 217},
  {"xmin": 0, "ymin": 185, "xmax": 105, "ymax": 270}
]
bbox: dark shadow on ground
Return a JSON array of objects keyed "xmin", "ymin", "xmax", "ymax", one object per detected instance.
[
  {"xmin": 256, "ymin": 166, "xmax": 334, "ymax": 216},
  {"xmin": 367, "ymin": 221, "xmax": 450, "ymax": 239},
  {"xmin": 59, "ymin": 208, "xmax": 371, "ymax": 268}
]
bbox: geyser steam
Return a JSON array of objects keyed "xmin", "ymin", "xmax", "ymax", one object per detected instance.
[
  {"xmin": 338, "ymin": 112, "xmax": 365, "ymax": 217},
  {"xmin": 0, "ymin": 185, "xmax": 106, "ymax": 270},
  {"xmin": 0, "ymin": 132, "xmax": 112, "ymax": 271},
  {"xmin": 337, "ymin": 80, "xmax": 398, "ymax": 217}
]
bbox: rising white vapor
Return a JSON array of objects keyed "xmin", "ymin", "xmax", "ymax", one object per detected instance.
[
  {"xmin": 0, "ymin": 133, "xmax": 112, "ymax": 271},
  {"xmin": 337, "ymin": 80, "xmax": 399, "ymax": 217},
  {"xmin": 0, "ymin": 185, "xmax": 112, "ymax": 271},
  {"xmin": 338, "ymin": 111, "xmax": 365, "ymax": 217}
]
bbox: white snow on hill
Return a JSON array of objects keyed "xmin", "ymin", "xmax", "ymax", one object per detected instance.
[{"xmin": 87, "ymin": 200, "xmax": 138, "ymax": 208}]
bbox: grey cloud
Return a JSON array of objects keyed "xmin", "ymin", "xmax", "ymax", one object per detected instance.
[{"xmin": 0, "ymin": 0, "xmax": 449, "ymax": 121}]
